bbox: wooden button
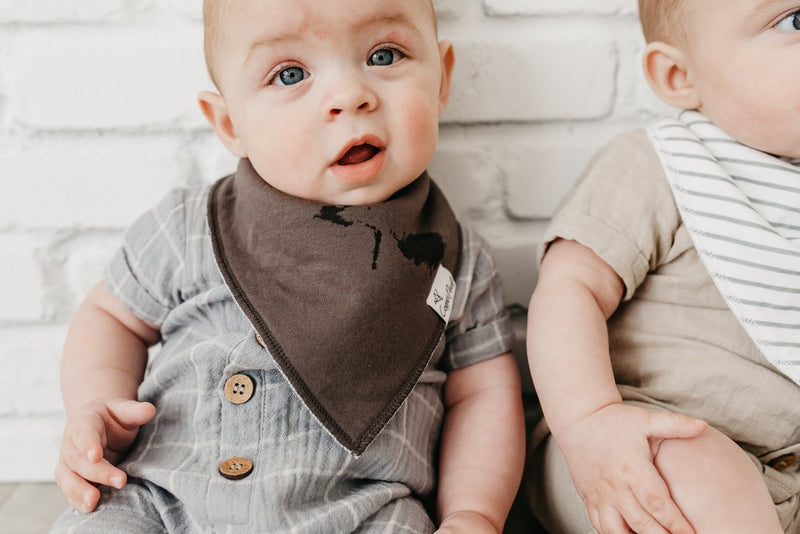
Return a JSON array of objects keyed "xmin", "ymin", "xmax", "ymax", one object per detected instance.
[
  {"xmin": 224, "ymin": 374, "xmax": 254, "ymax": 404},
  {"xmin": 769, "ymin": 453, "xmax": 796, "ymax": 471},
  {"xmin": 218, "ymin": 457, "xmax": 253, "ymax": 480}
]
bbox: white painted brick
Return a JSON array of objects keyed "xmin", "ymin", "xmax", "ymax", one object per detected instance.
[
  {"xmin": 613, "ymin": 35, "xmax": 651, "ymax": 117},
  {"xmin": 0, "ymin": 327, "xmax": 66, "ymax": 416},
  {"xmin": 0, "ymin": 416, "xmax": 64, "ymax": 482},
  {"xmin": 485, "ymin": 0, "xmax": 635, "ymax": 16},
  {"xmin": 443, "ymin": 38, "xmax": 616, "ymax": 123},
  {"xmin": 484, "ymin": 221, "xmax": 545, "ymax": 308},
  {"xmin": 0, "ymin": 236, "xmax": 45, "ymax": 321},
  {"xmin": 64, "ymin": 236, "xmax": 121, "ymax": 302},
  {"xmin": 10, "ymin": 27, "xmax": 210, "ymax": 130},
  {"xmin": 505, "ymin": 142, "xmax": 590, "ymax": 219},
  {"xmin": 434, "ymin": 0, "xmax": 465, "ymax": 20},
  {"xmin": 504, "ymin": 122, "xmax": 647, "ymax": 219},
  {"xmin": 429, "ymin": 145, "xmax": 500, "ymax": 220},
  {"xmin": 160, "ymin": 0, "xmax": 203, "ymax": 22},
  {"xmin": 0, "ymin": 0, "xmax": 130, "ymax": 24},
  {"xmin": 0, "ymin": 138, "xmax": 189, "ymax": 228},
  {"xmin": 192, "ymin": 132, "xmax": 241, "ymax": 185}
]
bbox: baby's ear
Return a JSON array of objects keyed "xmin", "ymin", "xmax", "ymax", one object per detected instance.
[
  {"xmin": 198, "ymin": 91, "xmax": 247, "ymax": 157},
  {"xmin": 437, "ymin": 40, "xmax": 455, "ymax": 114},
  {"xmin": 642, "ymin": 41, "xmax": 700, "ymax": 110}
]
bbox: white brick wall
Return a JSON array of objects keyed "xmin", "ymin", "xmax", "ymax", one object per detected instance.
[{"xmin": 0, "ymin": 0, "xmax": 666, "ymax": 482}]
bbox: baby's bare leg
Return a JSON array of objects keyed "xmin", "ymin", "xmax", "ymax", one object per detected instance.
[{"xmin": 655, "ymin": 426, "xmax": 782, "ymax": 533}]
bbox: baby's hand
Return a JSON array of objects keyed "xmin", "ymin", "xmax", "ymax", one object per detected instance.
[
  {"xmin": 435, "ymin": 511, "xmax": 498, "ymax": 534},
  {"xmin": 54, "ymin": 399, "xmax": 155, "ymax": 513},
  {"xmin": 558, "ymin": 403, "xmax": 706, "ymax": 534}
]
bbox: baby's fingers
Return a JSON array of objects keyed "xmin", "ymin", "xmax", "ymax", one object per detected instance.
[
  {"xmin": 70, "ymin": 413, "xmax": 108, "ymax": 463},
  {"xmin": 54, "ymin": 461, "xmax": 100, "ymax": 513},
  {"xmin": 631, "ymin": 466, "xmax": 695, "ymax": 534},
  {"xmin": 67, "ymin": 454, "xmax": 126, "ymax": 490},
  {"xmin": 107, "ymin": 400, "xmax": 156, "ymax": 429},
  {"xmin": 595, "ymin": 505, "xmax": 632, "ymax": 534},
  {"xmin": 64, "ymin": 434, "xmax": 126, "ymax": 489},
  {"xmin": 615, "ymin": 491, "xmax": 671, "ymax": 534},
  {"xmin": 646, "ymin": 411, "xmax": 706, "ymax": 441}
]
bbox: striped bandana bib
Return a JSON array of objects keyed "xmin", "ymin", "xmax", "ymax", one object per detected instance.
[{"xmin": 648, "ymin": 110, "xmax": 800, "ymax": 385}]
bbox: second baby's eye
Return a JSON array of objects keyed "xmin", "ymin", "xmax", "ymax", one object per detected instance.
[
  {"xmin": 368, "ymin": 48, "xmax": 403, "ymax": 66},
  {"xmin": 276, "ymin": 66, "xmax": 307, "ymax": 86},
  {"xmin": 775, "ymin": 10, "xmax": 800, "ymax": 31}
]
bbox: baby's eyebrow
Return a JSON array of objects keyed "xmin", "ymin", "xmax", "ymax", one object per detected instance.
[
  {"xmin": 352, "ymin": 12, "xmax": 420, "ymax": 33},
  {"xmin": 244, "ymin": 11, "xmax": 423, "ymax": 65},
  {"xmin": 243, "ymin": 34, "xmax": 302, "ymax": 67},
  {"xmin": 748, "ymin": 0, "xmax": 799, "ymax": 19}
]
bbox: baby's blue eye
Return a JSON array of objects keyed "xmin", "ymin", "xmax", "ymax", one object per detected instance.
[
  {"xmin": 277, "ymin": 66, "xmax": 306, "ymax": 86},
  {"xmin": 775, "ymin": 11, "xmax": 800, "ymax": 31},
  {"xmin": 368, "ymin": 48, "xmax": 402, "ymax": 66}
]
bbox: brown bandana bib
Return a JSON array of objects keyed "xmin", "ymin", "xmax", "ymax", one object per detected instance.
[{"xmin": 207, "ymin": 159, "xmax": 461, "ymax": 455}]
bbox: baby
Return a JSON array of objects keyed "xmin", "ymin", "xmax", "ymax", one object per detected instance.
[
  {"xmin": 527, "ymin": 0, "xmax": 800, "ymax": 533},
  {"xmin": 50, "ymin": 0, "xmax": 525, "ymax": 532}
]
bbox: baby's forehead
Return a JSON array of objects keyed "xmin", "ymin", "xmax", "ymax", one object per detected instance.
[
  {"xmin": 208, "ymin": 0, "xmax": 435, "ymax": 33},
  {"xmin": 203, "ymin": 0, "xmax": 436, "ymax": 86}
]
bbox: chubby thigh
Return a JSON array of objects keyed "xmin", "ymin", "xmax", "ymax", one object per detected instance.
[
  {"xmin": 526, "ymin": 434, "xmax": 593, "ymax": 533},
  {"xmin": 526, "ymin": 414, "xmax": 800, "ymax": 533}
]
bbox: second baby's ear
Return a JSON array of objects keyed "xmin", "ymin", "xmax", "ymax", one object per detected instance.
[
  {"xmin": 642, "ymin": 41, "xmax": 701, "ymax": 111},
  {"xmin": 198, "ymin": 91, "xmax": 247, "ymax": 158}
]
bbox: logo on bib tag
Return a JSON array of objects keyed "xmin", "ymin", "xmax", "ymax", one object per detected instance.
[{"xmin": 427, "ymin": 264, "xmax": 456, "ymax": 323}]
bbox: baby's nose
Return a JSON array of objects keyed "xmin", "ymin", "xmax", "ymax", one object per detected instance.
[
  {"xmin": 326, "ymin": 77, "xmax": 377, "ymax": 118},
  {"xmin": 330, "ymin": 100, "xmax": 371, "ymax": 116}
]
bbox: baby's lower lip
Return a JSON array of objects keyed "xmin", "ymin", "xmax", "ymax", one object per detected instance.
[
  {"xmin": 337, "ymin": 144, "xmax": 380, "ymax": 166},
  {"xmin": 331, "ymin": 147, "xmax": 386, "ymax": 183}
]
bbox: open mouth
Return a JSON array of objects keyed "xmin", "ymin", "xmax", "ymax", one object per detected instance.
[{"xmin": 337, "ymin": 144, "xmax": 381, "ymax": 166}]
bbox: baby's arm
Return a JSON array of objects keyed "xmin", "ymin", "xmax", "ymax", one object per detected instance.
[
  {"xmin": 435, "ymin": 352, "xmax": 524, "ymax": 534},
  {"xmin": 55, "ymin": 280, "xmax": 159, "ymax": 513},
  {"xmin": 528, "ymin": 239, "xmax": 706, "ymax": 533}
]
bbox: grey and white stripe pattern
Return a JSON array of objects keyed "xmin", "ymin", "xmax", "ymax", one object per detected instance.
[{"xmin": 649, "ymin": 110, "xmax": 800, "ymax": 384}]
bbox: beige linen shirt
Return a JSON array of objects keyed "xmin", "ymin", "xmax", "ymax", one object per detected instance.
[{"xmin": 541, "ymin": 129, "xmax": 800, "ymax": 459}]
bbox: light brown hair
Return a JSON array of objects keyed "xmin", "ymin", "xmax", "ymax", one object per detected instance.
[
  {"xmin": 202, "ymin": 0, "xmax": 228, "ymax": 88},
  {"xmin": 638, "ymin": 0, "xmax": 690, "ymax": 44}
]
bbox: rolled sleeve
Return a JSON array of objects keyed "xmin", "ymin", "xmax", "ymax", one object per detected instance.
[
  {"xmin": 538, "ymin": 129, "xmax": 681, "ymax": 301},
  {"xmin": 442, "ymin": 227, "xmax": 514, "ymax": 371},
  {"xmin": 105, "ymin": 189, "xmax": 188, "ymax": 326}
]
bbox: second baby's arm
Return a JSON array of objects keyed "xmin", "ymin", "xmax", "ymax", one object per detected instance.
[{"xmin": 527, "ymin": 239, "xmax": 705, "ymax": 534}]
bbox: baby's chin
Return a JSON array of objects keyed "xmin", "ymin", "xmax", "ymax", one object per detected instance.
[
  {"xmin": 321, "ymin": 176, "xmax": 422, "ymax": 206},
  {"xmin": 727, "ymin": 129, "xmax": 799, "ymax": 161},
  {"xmin": 775, "ymin": 147, "xmax": 800, "ymax": 161},
  {"xmin": 751, "ymin": 144, "xmax": 800, "ymax": 161},
  {"xmin": 699, "ymin": 110, "xmax": 799, "ymax": 160},
  {"xmin": 320, "ymin": 186, "xmax": 397, "ymax": 206}
]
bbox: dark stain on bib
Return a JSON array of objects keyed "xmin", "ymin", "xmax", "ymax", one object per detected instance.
[
  {"xmin": 396, "ymin": 233, "xmax": 444, "ymax": 271},
  {"xmin": 315, "ymin": 206, "xmax": 353, "ymax": 227},
  {"xmin": 315, "ymin": 207, "xmax": 443, "ymax": 271}
]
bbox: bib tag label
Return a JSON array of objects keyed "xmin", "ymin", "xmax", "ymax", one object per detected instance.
[{"xmin": 427, "ymin": 264, "xmax": 456, "ymax": 323}]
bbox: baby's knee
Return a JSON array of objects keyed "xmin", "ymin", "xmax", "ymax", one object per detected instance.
[
  {"xmin": 655, "ymin": 425, "xmax": 758, "ymax": 491},
  {"xmin": 653, "ymin": 425, "xmax": 781, "ymax": 532}
]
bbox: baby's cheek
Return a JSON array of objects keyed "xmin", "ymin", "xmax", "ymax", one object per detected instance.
[
  {"xmin": 400, "ymin": 96, "xmax": 439, "ymax": 147},
  {"xmin": 254, "ymin": 122, "xmax": 310, "ymax": 168}
]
